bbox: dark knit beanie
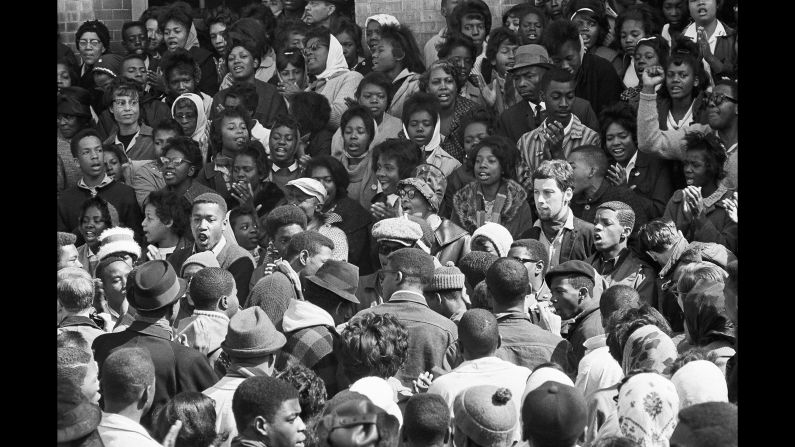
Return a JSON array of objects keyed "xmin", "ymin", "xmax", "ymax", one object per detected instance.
[
  {"xmin": 76, "ymin": 20, "xmax": 111, "ymax": 52},
  {"xmin": 247, "ymin": 272, "xmax": 293, "ymax": 331},
  {"xmin": 265, "ymin": 205, "xmax": 308, "ymax": 238},
  {"xmin": 453, "ymin": 385, "xmax": 517, "ymax": 447},
  {"xmin": 427, "ymin": 261, "xmax": 465, "ymax": 292},
  {"xmin": 459, "ymin": 251, "xmax": 499, "ymax": 288}
]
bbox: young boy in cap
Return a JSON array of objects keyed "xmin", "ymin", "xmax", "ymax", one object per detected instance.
[
  {"xmin": 175, "ymin": 267, "xmax": 238, "ymax": 363},
  {"xmin": 589, "ymin": 201, "xmax": 657, "ymax": 305},
  {"xmin": 521, "ymin": 381, "xmax": 588, "ymax": 447},
  {"xmin": 356, "ymin": 215, "xmax": 424, "ymax": 311},
  {"xmin": 486, "ymin": 258, "xmax": 574, "ymax": 374},
  {"xmin": 286, "ymin": 177, "xmax": 349, "ymax": 261},
  {"xmin": 499, "ymin": 44, "xmax": 599, "ymax": 144},
  {"xmin": 203, "ymin": 307, "xmax": 288, "ymax": 447},
  {"xmin": 354, "ymin": 248, "xmax": 459, "ymax": 389},
  {"xmin": 92, "ymin": 260, "xmax": 218, "ymax": 427},
  {"xmin": 169, "ymin": 192, "xmax": 255, "ymax": 304},
  {"xmin": 230, "ymin": 375, "xmax": 306, "ymax": 447},
  {"xmin": 58, "ymin": 231, "xmax": 84, "ymax": 271},
  {"xmin": 278, "ymin": 259, "xmax": 361, "ymax": 396},
  {"xmin": 57, "ymin": 267, "xmax": 106, "ymax": 346},
  {"xmin": 546, "ymin": 259, "xmax": 604, "ymax": 365},
  {"xmin": 425, "ymin": 261, "xmax": 468, "ymax": 323},
  {"xmin": 57, "ymin": 129, "xmax": 144, "ymax": 239},
  {"xmin": 96, "ymin": 347, "xmax": 162, "ymax": 446},
  {"xmin": 428, "ymin": 309, "xmax": 530, "ymax": 444},
  {"xmin": 453, "ymin": 385, "xmax": 518, "ymax": 447}
]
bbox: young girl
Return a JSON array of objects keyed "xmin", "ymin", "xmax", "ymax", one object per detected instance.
[
  {"xmin": 620, "ymin": 35, "xmax": 669, "ymax": 110},
  {"xmin": 682, "ymin": 0, "xmax": 736, "ymax": 77},
  {"xmin": 103, "ymin": 144, "xmax": 128, "ymax": 184},
  {"xmin": 335, "ymin": 105, "xmax": 380, "ymax": 209},
  {"xmin": 77, "ymin": 196, "xmax": 115, "ymax": 275},
  {"xmin": 196, "ymin": 107, "xmax": 251, "ymax": 204},
  {"xmin": 663, "ymin": 132, "xmax": 736, "ymax": 253},
  {"xmin": 273, "ymin": 47, "xmax": 307, "ymax": 103},
  {"xmin": 330, "ymin": 72, "xmax": 403, "ymax": 156},
  {"xmin": 452, "ymin": 135, "xmax": 534, "ymax": 238},
  {"xmin": 267, "ymin": 114, "xmax": 303, "ymax": 192},
  {"xmin": 400, "ymin": 92, "xmax": 461, "ymax": 177},
  {"xmin": 614, "ymin": 4, "xmax": 662, "ymax": 87},
  {"xmin": 420, "ymin": 59, "xmax": 481, "ymax": 162},
  {"xmin": 658, "ymin": 38, "xmax": 709, "ymax": 132},
  {"xmin": 171, "ymin": 93, "xmax": 210, "ymax": 162},
  {"xmin": 570, "ymin": 1, "xmax": 622, "ymax": 75},
  {"xmin": 369, "ymin": 139, "xmax": 424, "ymax": 221},
  {"xmin": 371, "ymin": 24, "xmax": 425, "ymax": 119},
  {"xmin": 229, "ymin": 142, "xmax": 285, "ymax": 217},
  {"xmin": 472, "ymin": 27, "xmax": 520, "ymax": 114},
  {"xmin": 285, "ymin": 178, "xmax": 349, "ymax": 261},
  {"xmin": 661, "ymin": 0, "xmax": 689, "ymax": 44},
  {"xmin": 142, "ymin": 190, "xmax": 192, "ymax": 261}
]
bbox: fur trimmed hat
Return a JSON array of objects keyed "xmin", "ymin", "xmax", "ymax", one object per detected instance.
[{"xmin": 96, "ymin": 227, "xmax": 141, "ymax": 262}]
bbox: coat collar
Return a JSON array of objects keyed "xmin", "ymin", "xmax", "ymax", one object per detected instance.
[
  {"xmin": 387, "ymin": 290, "xmax": 428, "ymax": 306},
  {"xmin": 59, "ymin": 315, "xmax": 101, "ymax": 330},
  {"xmin": 126, "ymin": 320, "xmax": 174, "ymax": 340}
]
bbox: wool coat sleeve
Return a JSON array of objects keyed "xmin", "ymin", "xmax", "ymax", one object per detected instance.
[
  {"xmin": 637, "ymin": 92, "xmax": 711, "ymax": 160},
  {"xmin": 227, "ymin": 257, "xmax": 255, "ymax": 305},
  {"xmin": 174, "ymin": 344, "xmax": 219, "ymax": 393}
]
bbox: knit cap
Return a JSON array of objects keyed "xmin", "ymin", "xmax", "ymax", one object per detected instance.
[
  {"xmin": 458, "ymin": 251, "xmax": 499, "ymax": 288},
  {"xmin": 247, "ymin": 271, "xmax": 294, "ymax": 331},
  {"xmin": 96, "ymin": 227, "xmax": 141, "ymax": 262},
  {"xmin": 179, "ymin": 251, "xmax": 221, "ymax": 277},
  {"xmin": 453, "ymin": 385, "xmax": 517, "ymax": 447},
  {"xmin": 372, "ymin": 216, "xmax": 423, "ymax": 246},
  {"xmin": 471, "ymin": 222, "xmax": 514, "ymax": 258},
  {"xmin": 92, "ymin": 53, "xmax": 123, "ymax": 78},
  {"xmin": 427, "ymin": 261, "xmax": 465, "ymax": 292}
]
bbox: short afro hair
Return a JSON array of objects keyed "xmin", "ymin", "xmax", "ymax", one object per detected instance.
[
  {"xmin": 143, "ymin": 190, "xmax": 189, "ymax": 238},
  {"xmin": 101, "ymin": 347, "xmax": 155, "ymax": 407},
  {"xmin": 458, "ymin": 251, "xmax": 499, "ymax": 289},
  {"xmin": 458, "ymin": 309, "xmax": 500, "ymax": 358},
  {"xmin": 569, "ymin": 144, "xmax": 609, "ymax": 178},
  {"xmin": 403, "ymin": 393, "xmax": 451, "ymax": 445},
  {"xmin": 57, "ymin": 346, "xmax": 93, "ymax": 391},
  {"xmin": 275, "ymin": 364, "xmax": 328, "ymax": 421},
  {"xmin": 600, "ymin": 284, "xmax": 641, "ymax": 320},
  {"xmin": 675, "ymin": 402, "xmax": 738, "ymax": 447},
  {"xmin": 232, "ymin": 375, "xmax": 299, "ymax": 432},
  {"xmin": 486, "ymin": 258, "xmax": 529, "ymax": 305},
  {"xmin": 338, "ymin": 312, "xmax": 409, "ymax": 383},
  {"xmin": 57, "ymin": 330, "xmax": 90, "ymax": 353},
  {"xmin": 540, "ymin": 66, "xmax": 575, "ymax": 93},
  {"xmin": 371, "ymin": 139, "xmax": 424, "ymax": 181},
  {"xmin": 265, "ymin": 205, "xmax": 308, "ymax": 238},
  {"xmin": 189, "ymin": 267, "xmax": 236, "ymax": 310},
  {"xmin": 533, "ymin": 159, "xmax": 575, "ymax": 193},
  {"xmin": 596, "ymin": 200, "xmax": 636, "ymax": 232},
  {"xmin": 284, "ymin": 231, "xmax": 335, "ymax": 260},
  {"xmin": 386, "ymin": 248, "xmax": 436, "ymax": 287},
  {"xmin": 193, "ymin": 192, "xmax": 228, "ymax": 215},
  {"xmin": 510, "ymin": 239, "xmax": 550, "ymax": 276}
]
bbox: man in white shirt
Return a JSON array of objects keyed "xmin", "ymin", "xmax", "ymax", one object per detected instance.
[{"xmin": 97, "ymin": 347, "xmax": 162, "ymax": 447}]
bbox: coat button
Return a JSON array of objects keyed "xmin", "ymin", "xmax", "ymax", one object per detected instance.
[
  {"xmin": 584, "ymin": 205, "xmax": 590, "ymax": 210},
  {"xmin": 634, "ymin": 170, "xmax": 640, "ymax": 176},
  {"xmin": 371, "ymin": 184, "xmax": 378, "ymax": 190}
]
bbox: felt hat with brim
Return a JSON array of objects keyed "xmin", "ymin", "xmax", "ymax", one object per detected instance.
[
  {"xmin": 57, "ymin": 382, "xmax": 102, "ymax": 442},
  {"xmin": 221, "ymin": 307, "xmax": 287, "ymax": 358},
  {"xmin": 127, "ymin": 260, "xmax": 187, "ymax": 311},
  {"xmin": 306, "ymin": 260, "xmax": 360, "ymax": 304},
  {"xmin": 509, "ymin": 44, "xmax": 554, "ymax": 72}
]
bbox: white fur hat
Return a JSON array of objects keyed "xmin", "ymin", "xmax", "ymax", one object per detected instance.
[{"xmin": 96, "ymin": 227, "xmax": 142, "ymax": 262}]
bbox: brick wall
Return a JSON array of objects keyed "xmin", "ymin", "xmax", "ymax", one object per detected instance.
[
  {"xmin": 355, "ymin": 0, "xmax": 523, "ymax": 52},
  {"xmin": 58, "ymin": 0, "xmax": 135, "ymax": 57}
]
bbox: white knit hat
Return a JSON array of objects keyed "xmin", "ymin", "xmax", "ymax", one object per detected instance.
[{"xmin": 96, "ymin": 227, "xmax": 142, "ymax": 262}]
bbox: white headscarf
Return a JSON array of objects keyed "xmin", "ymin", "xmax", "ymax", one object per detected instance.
[
  {"xmin": 316, "ymin": 34, "xmax": 349, "ymax": 81},
  {"xmin": 183, "ymin": 23, "xmax": 200, "ymax": 50},
  {"xmin": 365, "ymin": 14, "xmax": 400, "ymax": 28},
  {"xmin": 401, "ymin": 114, "xmax": 442, "ymax": 154},
  {"xmin": 670, "ymin": 360, "xmax": 729, "ymax": 409},
  {"xmin": 617, "ymin": 373, "xmax": 679, "ymax": 447},
  {"xmin": 171, "ymin": 93, "xmax": 209, "ymax": 159}
]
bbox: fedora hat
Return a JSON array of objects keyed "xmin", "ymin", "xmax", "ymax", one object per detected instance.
[
  {"xmin": 127, "ymin": 260, "xmax": 187, "ymax": 311},
  {"xmin": 221, "ymin": 307, "xmax": 287, "ymax": 358},
  {"xmin": 509, "ymin": 44, "xmax": 554, "ymax": 72},
  {"xmin": 57, "ymin": 381, "xmax": 102, "ymax": 443},
  {"xmin": 306, "ymin": 260, "xmax": 360, "ymax": 304}
]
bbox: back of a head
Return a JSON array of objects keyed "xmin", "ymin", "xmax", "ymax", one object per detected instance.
[
  {"xmin": 101, "ymin": 347, "xmax": 155, "ymax": 408},
  {"xmin": 600, "ymin": 284, "xmax": 641, "ymax": 320},
  {"xmin": 284, "ymin": 231, "xmax": 335, "ymax": 260},
  {"xmin": 265, "ymin": 205, "xmax": 308, "ymax": 238},
  {"xmin": 674, "ymin": 402, "xmax": 738, "ymax": 447},
  {"xmin": 233, "ymin": 375, "xmax": 299, "ymax": 433},
  {"xmin": 522, "ymin": 381, "xmax": 587, "ymax": 447},
  {"xmin": 153, "ymin": 391, "xmax": 219, "ymax": 447},
  {"xmin": 275, "ymin": 363, "xmax": 328, "ymax": 421},
  {"xmin": 511, "ymin": 239, "xmax": 550, "ymax": 276},
  {"xmin": 639, "ymin": 219, "xmax": 679, "ymax": 253},
  {"xmin": 458, "ymin": 251, "xmax": 499, "ymax": 288},
  {"xmin": 57, "ymin": 271, "xmax": 95, "ymax": 313},
  {"xmin": 189, "ymin": 267, "xmax": 235, "ymax": 310},
  {"xmin": 486, "ymin": 258, "xmax": 528, "ymax": 306},
  {"xmin": 458, "ymin": 309, "xmax": 500, "ymax": 359},
  {"xmin": 403, "ymin": 393, "xmax": 450, "ymax": 446},
  {"xmin": 57, "ymin": 346, "xmax": 92, "ymax": 391},
  {"xmin": 339, "ymin": 312, "xmax": 409, "ymax": 383},
  {"xmin": 570, "ymin": 145, "xmax": 609, "ymax": 178},
  {"xmin": 57, "ymin": 330, "xmax": 90, "ymax": 353},
  {"xmin": 386, "ymin": 248, "xmax": 435, "ymax": 287}
]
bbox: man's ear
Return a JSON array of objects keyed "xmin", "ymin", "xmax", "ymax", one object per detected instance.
[
  {"xmin": 218, "ymin": 295, "xmax": 229, "ymax": 311},
  {"xmin": 578, "ymin": 287, "xmax": 589, "ymax": 303},
  {"xmin": 497, "ymin": 334, "xmax": 503, "ymax": 350},
  {"xmin": 188, "ymin": 165, "xmax": 196, "ymax": 177},
  {"xmin": 563, "ymin": 187, "xmax": 573, "ymax": 203},
  {"xmin": 137, "ymin": 383, "xmax": 153, "ymax": 410},
  {"xmin": 534, "ymin": 261, "xmax": 545, "ymax": 277},
  {"xmin": 328, "ymin": 5, "xmax": 336, "ymax": 16},
  {"xmin": 621, "ymin": 225, "xmax": 632, "ymax": 241},
  {"xmin": 299, "ymin": 249, "xmax": 310, "ymax": 266},
  {"xmin": 254, "ymin": 415, "xmax": 269, "ymax": 437}
]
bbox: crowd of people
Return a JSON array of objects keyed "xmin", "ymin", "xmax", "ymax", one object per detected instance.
[{"xmin": 57, "ymin": 0, "xmax": 739, "ymax": 446}]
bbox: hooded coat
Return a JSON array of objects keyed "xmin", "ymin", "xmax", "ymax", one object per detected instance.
[{"xmin": 309, "ymin": 34, "xmax": 364, "ymax": 130}]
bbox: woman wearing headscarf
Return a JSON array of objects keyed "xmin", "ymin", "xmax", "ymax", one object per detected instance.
[
  {"xmin": 171, "ymin": 93, "xmax": 210, "ymax": 162},
  {"xmin": 670, "ymin": 360, "xmax": 729, "ymax": 410},
  {"xmin": 303, "ymin": 26, "xmax": 364, "ymax": 131},
  {"xmin": 159, "ymin": 3, "xmax": 219, "ymax": 95},
  {"xmin": 681, "ymin": 278, "xmax": 736, "ymax": 373},
  {"xmin": 364, "ymin": 14, "xmax": 400, "ymax": 56},
  {"xmin": 615, "ymin": 372, "xmax": 680, "ymax": 447},
  {"xmin": 621, "ymin": 324, "xmax": 678, "ymax": 375}
]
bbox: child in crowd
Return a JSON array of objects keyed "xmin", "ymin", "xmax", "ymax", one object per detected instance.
[
  {"xmin": 372, "ymin": 24, "xmax": 425, "ymax": 118},
  {"xmin": 400, "ymin": 92, "xmax": 461, "ymax": 177},
  {"xmin": 369, "ymin": 138, "xmax": 424, "ymax": 221},
  {"xmin": 229, "ymin": 206, "xmax": 266, "ymax": 266}
]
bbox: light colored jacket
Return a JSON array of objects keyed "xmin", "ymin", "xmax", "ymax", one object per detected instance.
[
  {"xmin": 387, "ymin": 69, "xmax": 421, "ymax": 119},
  {"xmin": 98, "ymin": 412, "xmax": 162, "ymax": 447}
]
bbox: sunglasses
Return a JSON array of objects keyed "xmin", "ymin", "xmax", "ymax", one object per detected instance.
[{"xmin": 705, "ymin": 92, "xmax": 738, "ymax": 107}]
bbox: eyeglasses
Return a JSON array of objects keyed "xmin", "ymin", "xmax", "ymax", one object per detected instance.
[
  {"xmin": 303, "ymin": 43, "xmax": 328, "ymax": 56},
  {"xmin": 705, "ymin": 92, "xmax": 738, "ymax": 107},
  {"xmin": 159, "ymin": 156, "xmax": 191, "ymax": 167},
  {"xmin": 398, "ymin": 188, "xmax": 417, "ymax": 200},
  {"xmin": 78, "ymin": 39, "xmax": 102, "ymax": 48},
  {"xmin": 511, "ymin": 256, "xmax": 541, "ymax": 264}
]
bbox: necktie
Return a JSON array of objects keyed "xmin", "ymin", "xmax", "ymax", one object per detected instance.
[{"xmin": 535, "ymin": 104, "xmax": 546, "ymax": 125}]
